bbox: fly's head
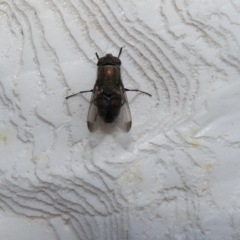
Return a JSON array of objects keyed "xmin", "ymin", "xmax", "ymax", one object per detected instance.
[{"xmin": 97, "ymin": 54, "xmax": 121, "ymax": 66}]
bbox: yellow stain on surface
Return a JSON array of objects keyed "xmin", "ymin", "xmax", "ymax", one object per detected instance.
[
  {"xmin": 122, "ymin": 172, "xmax": 144, "ymax": 184},
  {"xmin": 191, "ymin": 140, "xmax": 200, "ymax": 147},
  {"xmin": 137, "ymin": 177, "xmax": 143, "ymax": 183},
  {"xmin": 33, "ymin": 156, "xmax": 39, "ymax": 163},
  {"xmin": 205, "ymin": 164, "xmax": 213, "ymax": 171},
  {"xmin": 184, "ymin": 128, "xmax": 201, "ymax": 147},
  {"xmin": 191, "ymin": 128, "xmax": 199, "ymax": 136},
  {"xmin": 0, "ymin": 125, "xmax": 17, "ymax": 148},
  {"xmin": 0, "ymin": 134, "xmax": 8, "ymax": 145}
]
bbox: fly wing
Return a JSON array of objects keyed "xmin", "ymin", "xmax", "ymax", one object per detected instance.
[
  {"xmin": 87, "ymin": 85, "xmax": 100, "ymax": 132},
  {"xmin": 116, "ymin": 83, "xmax": 132, "ymax": 132}
]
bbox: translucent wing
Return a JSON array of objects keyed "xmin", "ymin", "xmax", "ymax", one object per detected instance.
[
  {"xmin": 116, "ymin": 83, "xmax": 132, "ymax": 132},
  {"xmin": 87, "ymin": 85, "xmax": 100, "ymax": 132}
]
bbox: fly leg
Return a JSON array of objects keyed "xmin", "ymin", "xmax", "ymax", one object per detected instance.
[
  {"xmin": 124, "ymin": 88, "xmax": 151, "ymax": 97},
  {"xmin": 66, "ymin": 90, "xmax": 93, "ymax": 100}
]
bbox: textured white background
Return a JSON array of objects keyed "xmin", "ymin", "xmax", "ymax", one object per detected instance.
[{"xmin": 0, "ymin": 0, "xmax": 240, "ymax": 239}]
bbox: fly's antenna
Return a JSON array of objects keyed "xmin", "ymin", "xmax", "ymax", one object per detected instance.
[
  {"xmin": 118, "ymin": 47, "xmax": 123, "ymax": 58},
  {"xmin": 95, "ymin": 52, "xmax": 99, "ymax": 59}
]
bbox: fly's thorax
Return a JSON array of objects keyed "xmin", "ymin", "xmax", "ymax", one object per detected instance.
[{"xmin": 97, "ymin": 65, "xmax": 121, "ymax": 94}]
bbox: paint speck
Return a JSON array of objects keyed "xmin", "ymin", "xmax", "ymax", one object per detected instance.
[{"xmin": 65, "ymin": 219, "xmax": 70, "ymax": 226}]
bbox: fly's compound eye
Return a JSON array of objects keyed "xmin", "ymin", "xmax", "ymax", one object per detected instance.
[
  {"xmin": 97, "ymin": 58, "xmax": 105, "ymax": 66},
  {"xmin": 112, "ymin": 57, "xmax": 121, "ymax": 65}
]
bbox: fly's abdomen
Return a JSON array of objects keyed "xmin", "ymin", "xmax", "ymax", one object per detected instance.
[
  {"xmin": 95, "ymin": 93, "xmax": 122, "ymax": 123},
  {"xmin": 105, "ymin": 95, "xmax": 122, "ymax": 123}
]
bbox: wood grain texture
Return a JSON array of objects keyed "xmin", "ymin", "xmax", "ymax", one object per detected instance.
[{"xmin": 0, "ymin": 0, "xmax": 240, "ymax": 239}]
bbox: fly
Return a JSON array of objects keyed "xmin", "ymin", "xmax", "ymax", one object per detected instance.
[{"xmin": 66, "ymin": 48, "xmax": 151, "ymax": 132}]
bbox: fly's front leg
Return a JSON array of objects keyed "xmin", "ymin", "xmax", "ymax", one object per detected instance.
[{"xmin": 66, "ymin": 90, "xmax": 93, "ymax": 100}]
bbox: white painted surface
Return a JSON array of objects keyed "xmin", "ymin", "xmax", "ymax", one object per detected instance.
[{"xmin": 0, "ymin": 0, "xmax": 240, "ymax": 239}]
